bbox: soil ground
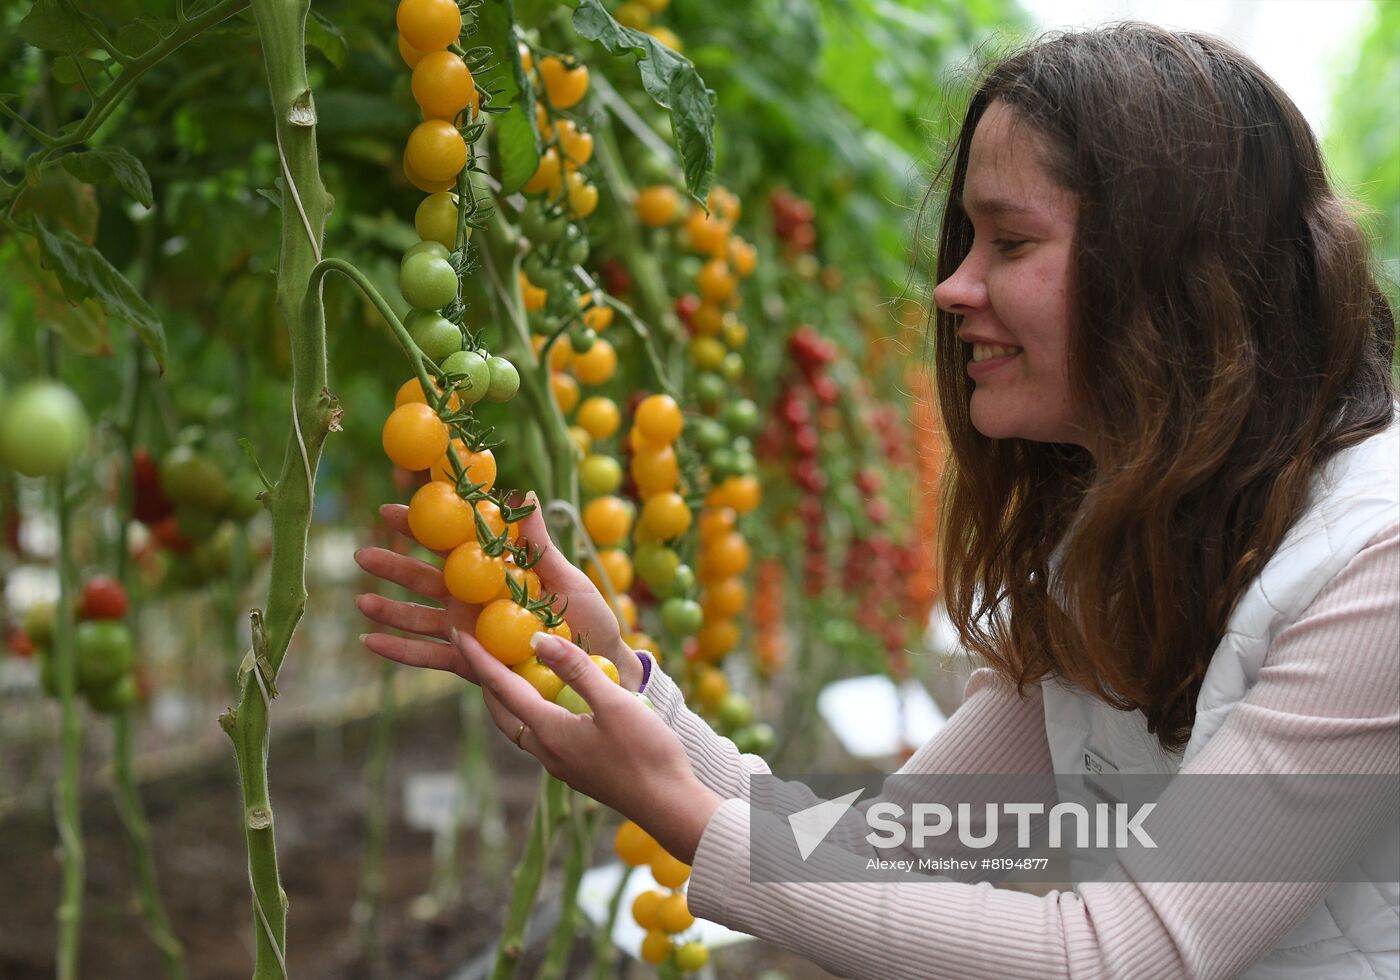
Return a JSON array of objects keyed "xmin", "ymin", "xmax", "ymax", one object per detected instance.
[{"xmin": 0, "ymin": 690, "xmax": 835, "ymax": 979}]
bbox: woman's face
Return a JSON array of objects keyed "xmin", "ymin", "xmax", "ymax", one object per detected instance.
[{"xmin": 933, "ymin": 101, "xmax": 1088, "ymax": 449}]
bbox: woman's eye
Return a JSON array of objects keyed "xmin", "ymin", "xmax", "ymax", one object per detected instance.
[{"xmin": 992, "ymin": 238, "xmax": 1027, "ymax": 255}]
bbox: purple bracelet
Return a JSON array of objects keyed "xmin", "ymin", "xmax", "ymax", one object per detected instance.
[{"xmin": 636, "ymin": 651, "xmax": 653, "ymax": 694}]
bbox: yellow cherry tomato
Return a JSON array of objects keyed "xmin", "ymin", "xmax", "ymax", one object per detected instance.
[
  {"xmin": 585, "ymin": 548, "xmax": 634, "ymax": 594},
  {"xmin": 513, "ymin": 656, "xmax": 564, "ymax": 700},
  {"xmin": 582, "ymin": 495, "xmax": 633, "ymax": 547},
  {"xmin": 398, "ymin": 33, "xmax": 426, "ymax": 68},
  {"xmin": 382, "ymin": 402, "xmax": 450, "ymax": 470},
  {"xmin": 630, "ymin": 445, "xmax": 679, "ymax": 496},
  {"xmin": 551, "ymin": 371, "xmax": 580, "ymax": 413},
  {"xmin": 635, "ymin": 184, "xmax": 679, "ymax": 227},
  {"xmin": 415, "ymin": 191, "xmax": 463, "ymax": 250},
  {"xmin": 634, "ymin": 394, "xmax": 684, "ymax": 444},
  {"xmin": 412, "ymin": 50, "xmax": 476, "ymax": 120},
  {"xmin": 640, "ymin": 930, "xmax": 672, "ymax": 966},
  {"xmin": 406, "ymin": 119, "xmax": 467, "ymax": 182},
  {"xmin": 639, "ymin": 491, "xmax": 692, "ymax": 540},
  {"xmin": 556, "ymin": 119, "xmax": 594, "ymax": 169},
  {"xmin": 700, "ymin": 577, "xmax": 747, "ymax": 619},
  {"xmin": 524, "ymin": 147, "xmax": 563, "ymax": 196},
  {"xmin": 396, "ymin": 0, "xmax": 461, "ymax": 52},
  {"xmin": 407, "ymin": 480, "xmax": 474, "ymax": 551},
  {"xmin": 443, "ymin": 541, "xmax": 506, "ymax": 604},
  {"xmin": 571, "ymin": 337, "xmax": 616, "ymax": 385},
  {"xmin": 474, "ymin": 599, "xmax": 542, "ymax": 666},
  {"xmin": 590, "ymin": 654, "xmax": 621, "ymax": 685},
  {"xmin": 675, "ymin": 942, "xmax": 709, "ymax": 971},
  {"xmin": 403, "ymin": 150, "xmax": 456, "ymax": 193},
  {"xmin": 431, "ymin": 440, "xmax": 497, "ymax": 489},
  {"xmin": 565, "ymin": 171, "xmax": 599, "ymax": 218},
  {"xmin": 632, "ymin": 889, "xmax": 666, "ymax": 930},
  {"xmin": 539, "ymin": 56, "xmax": 589, "ymax": 109},
  {"xmin": 657, "ymin": 892, "xmax": 694, "ymax": 933},
  {"xmin": 576, "ymin": 396, "xmax": 621, "ymax": 440},
  {"xmin": 615, "ymin": 821, "xmax": 660, "ymax": 867},
  {"xmin": 650, "ymin": 851, "xmax": 691, "ymax": 889}
]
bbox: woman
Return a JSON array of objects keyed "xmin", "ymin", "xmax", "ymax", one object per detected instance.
[{"xmin": 356, "ymin": 24, "xmax": 1398, "ymax": 978}]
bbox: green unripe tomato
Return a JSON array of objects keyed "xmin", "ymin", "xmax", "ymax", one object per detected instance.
[
  {"xmin": 720, "ymin": 351, "xmax": 745, "ymax": 382},
  {"xmin": 579, "ymin": 454, "xmax": 623, "ymax": 496},
  {"xmin": 75, "ymin": 619, "xmax": 135, "ymax": 691},
  {"xmin": 634, "ymin": 542, "xmax": 680, "ymax": 591},
  {"xmin": 485, "ymin": 355, "xmax": 520, "ymax": 402},
  {"xmin": 86, "ymin": 673, "xmax": 139, "ymax": 713},
  {"xmin": 415, "ymin": 191, "xmax": 464, "ymax": 250},
  {"xmin": 708, "ymin": 447, "xmax": 738, "ymax": 479},
  {"xmin": 440, "ymin": 349, "xmax": 492, "ymax": 405},
  {"xmin": 0, "ymin": 380, "xmax": 89, "ymax": 477},
  {"xmin": 554, "ymin": 684, "xmax": 592, "ymax": 715},
  {"xmin": 523, "ymin": 252, "xmax": 564, "ymax": 292},
  {"xmin": 160, "ymin": 445, "xmax": 229, "ymax": 513},
  {"xmin": 402, "ymin": 240, "xmax": 450, "ymax": 265},
  {"xmin": 659, "ymin": 597, "xmax": 703, "ymax": 636},
  {"xmin": 693, "ymin": 417, "xmax": 728, "ymax": 453},
  {"xmin": 716, "ymin": 692, "xmax": 754, "ymax": 731},
  {"xmin": 407, "ymin": 310, "xmax": 463, "ymax": 363},
  {"xmin": 668, "ymin": 564, "xmax": 696, "ymax": 599},
  {"xmin": 693, "ymin": 372, "xmax": 726, "ymax": 407},
  {"xmin": 520, "ymin": 200, "xmax": 567, "ymax": 245},
  {"xmin": 560, "ymin": 224, "xmax": 590, "ymax": 266},
  {"xmin": 528, "ymin": 312, "xmax": 561, "ymax": 336},
  {"xmin": 400, "ymin": 252, "xmax": 459, "ymax": 310},
  {"xmin": 732, "ymin": 451, "xmax": 758, "ymax": 477},
  {"xmin": 25, "ymin": 601, "xmax": 56, "ymax": 649},
  {"xmin": 746, "ymin": 721, "xmax": 776, "ymax": 755},
  {"xmin": 569, "ymin": 326, "xmax": 597, "ymax": 354},
  {"xmin": 721, "ymin": 398, "xmax": 760, "ymax": 435}
]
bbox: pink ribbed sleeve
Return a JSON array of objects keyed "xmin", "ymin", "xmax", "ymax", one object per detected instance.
[{"xmin": 641, "ymin": 522, "xmax": 1399, "ymax": 979}]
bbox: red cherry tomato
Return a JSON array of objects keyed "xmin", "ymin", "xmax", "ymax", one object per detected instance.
[{"xmin": 78, "ymin": 575, "xmax": 130, "ymax": 620}]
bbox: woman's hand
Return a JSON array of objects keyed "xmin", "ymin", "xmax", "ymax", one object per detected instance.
[
  {"xmin": 353, "ymin": 492, "xmax": 645, "ymax": 690},
  {"xmin": 460, "ymin": 627, "xmax": 722, "ymax": 864}
]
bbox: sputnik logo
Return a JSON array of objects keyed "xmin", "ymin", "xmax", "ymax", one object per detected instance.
[{"xmin": 789, "ymin": 789, "xmax": 863, "ymax": 860}]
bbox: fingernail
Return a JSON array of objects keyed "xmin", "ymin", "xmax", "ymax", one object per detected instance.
[
  {"xmin": 450, "ymin": 627, "xmax": 461, "ymax": 645},
  {"xmin": 358, "ymin": 633, "xmax": 370, "ymax": 645},
  {"xmin": 528, "ymin": 631, "xmax": 547, "ymax": 651},
  {"xmin": 526, "ymin": 490, "xmax": 539, "ymax": 507}
]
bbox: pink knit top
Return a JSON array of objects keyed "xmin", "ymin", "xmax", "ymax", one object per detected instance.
[{"xmin": 640, "ymin": 521, "xmax": 1399, "ymax": 978}]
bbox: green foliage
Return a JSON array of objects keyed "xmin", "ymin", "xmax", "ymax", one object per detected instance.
[
  {"xmin": 476, "ymin": 0, "xmax": 540, "ymax": 194},
  {"xmin": 570, "ymin": 0, "xmax": 717, "ymax": 204},
  {"xmin": 60, "ymin": 146, "xmax": 153, "ymax": 208},
  {"xmin": 1325, "ymin": 0, "xmax": 1400, "ymax": 313}
]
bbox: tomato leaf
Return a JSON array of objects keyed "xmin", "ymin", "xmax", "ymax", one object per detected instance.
[
  {"xmin": 18, "ymin": 0, "xmax": 91, "ymax": 55},
  {"xmin": 475, "ymin": 0, "xmax": 539, "ymax": 194},
  {"xmin": 60, "ymin": 147, "xmax": 154, "ymax": 209},
  {"xmin": 31, "ymin": 219, "xmax": 167, "ymax": 369},
  {"xmin": 305, "ymin": 11, "xmax": 348, "ymax": 69},
  {"xmin": 567, "ymin": 0, "xmax": 716, "ymax": 204}
]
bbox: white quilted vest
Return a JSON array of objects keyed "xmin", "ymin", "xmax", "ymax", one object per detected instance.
[{"xmin": 1042, "ymin": 415, "xmax": 1400, "ymax": 979}]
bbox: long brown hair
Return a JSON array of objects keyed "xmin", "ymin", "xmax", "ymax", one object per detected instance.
[{"xmin": 932, "ymin": 24, "xmax": 1396, "ymax": 750}]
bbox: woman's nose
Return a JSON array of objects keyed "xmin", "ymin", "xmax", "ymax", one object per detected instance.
[{"xmin": 933, "ymin": 258, "xmax": 986, "ymax": 315}]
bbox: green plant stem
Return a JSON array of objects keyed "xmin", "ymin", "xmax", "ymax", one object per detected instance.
[
  {"xmin": 539, "ymin": 795, "xmax": 597, "ymax": 979},
  {"xmin": 602, "ymin": 293, "xmax": 678, "ymax": 400},
  {"xmin": 353, "ymin": 661, "xmax": 396, "ymax": 959},
  {"xmin": 51, "ymin": 471, "xmax": 84, "ymax": 980},
  {"xmin": 3, "ymin": 0, "xmax": 248, "ymax": 217},
  {"xmin": 221, "ymin": 1, "xmax": 332, "ymax": 976},
  {"xmin": 112, "ymin": 712, "xmax": 188, "ymax": 979},
  {"xmin": 593, "ymin": 863, "xmax": 634, "ymax": 980},
  {"xmin": 491, "ymin": 774, "xmax": 569, "ymax": 980}
]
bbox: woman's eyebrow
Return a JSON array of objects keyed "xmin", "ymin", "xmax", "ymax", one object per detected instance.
[{"xmin": 959, "ymin": 195, "xmax": 1037, "ymax": 218}]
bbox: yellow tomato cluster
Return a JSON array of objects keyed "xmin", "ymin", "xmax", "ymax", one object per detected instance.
[
  {"xmin": 610, "ymin": 0, "xmax": 683, "ymax": 54},
  {"xmin": 397, "ymin": 0, "xmax": 479, "ymax": 192},
  {"xmin": 520, "ymin": 46, "xmax": 600, "ymax": 218},
  {"xmin": 614, "ymin": 820, "xmax": 709, "ymax": 971}
]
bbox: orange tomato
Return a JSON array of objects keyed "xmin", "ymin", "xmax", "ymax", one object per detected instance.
[
  {"xmin": 556, "ymin": 119, "xmax": 594, "ymax": 169},
  {"xmin": 582, "ymin": 301, "xmax": 614, "ymax": 332},
  {"xmin": 572, "ymin": 338, "xmax": 616, "ymax": 385},
  {"xmin": 657, "ymin": 892, "xmax": 694, "ymax": 933},
  {"xmin": 649, "ymin": 851, "xmax": 691, "ymax": 889},
  {"xmin": 583, "ymin": 495, "xmax": 633, "ymax": 546},
  {"xmin": 405, "ymin": 119, "xmax": 467, "ymax": 183},
  {"xmin": 431, "ymin": 441, "xmax": 496, "ymax": 489},
  {"xmin": 565, "ymin": 171, "xmax": 598, "ymax": 219},
  {"xmin": 697, "ymin": 506, "xmax": 736, "ymax": 542},
  {"xmin": 684, "ymin": 206, "xmax": 730, "ymax": 257},
  {"xmin": 396, "ymin": 0, "xmax": 461, "ymax": 52},
  {"xmin": 412, "ymin": 50, "xmax": 475, "ymax": 120},
  {"xmin": 551, "ymin": 371, "xmax": 580, "ymax": 413},
  {"xmin": 690, "ymin": 304, "xmax": 725, "ymax": 337},
  {"xmin": 640, "ymin": 931, "xmax": 673, "ymax": 966},
  {"xmin": 498, "ymin": 560, "xmax": 543, "ymax": 600},
  {"xmin": 474, "ymin": 499, "xmax": 516, "ymax": 540},
  {"xmin": 728, "ymin": 236, "xmax": 757, "ymax": 278},
  {"xmin": 630, "ymin": 445, "xmax": 679, "ymax": 496},
  {"xmin": 395, "ymin": 377, "xmax": 460, "ymax": 411},
  {"xmin": 615, "ymin": 821, "xmax": 659, "ymax": 867},
  {"xmin": 514, "ymin": 656, "xmax": 563, "ymax": 700},
  {"xmin": 635, "ymin": 185, "xmax": 680, "ymax": 227},
  {"xmin": 585, "ymin": 548, "xmax": 634, "ymax": 594},
  {"xmin": 700, "ymin": 577, "xmax": 748, "ymax": 618},
  {"xmin": 609, "ymin": 593, "xmax": 638, "ymax": 631},
  {"xmin": 397, "ymin": 33, "xmax": 426, "ymax": 68},
  {"xmin": 407, "ymin": 481, "xmax": 475, "ymax": 551},
  {"xmin": 694, "ymin": 665, "xmax": 729, "ymax": 709},
  {"xmin": 590, "ymin": 654, "xmax": 621, "ymax": 685},
  {"xmin": 382, "ymin": 402, "xmax": 450, "ymax": 470},
  {"xmin": 639, "ymin": 491, "xmax": 691, "ymax": 540},
  {"xmin": 523, "ymin": 147, "xmax": 563, "ymax": 196},
  {"xmin": 632, "ymin": 890, "xmax": 665, "ymax": 930},
  {"xmin": 538, "ymin": 56, "xmax": 589, "ymax": 108},
  {"xmin": 634, "ymin": 394, "xmax": 683, "ymax": 444},
  {"xmin": 444, "ymin": 541, "xmax": 506, "ymax": 604},
  {"xmin": 519, "ymin": 271, "xmax": 547, "ymax": 312},
  {"xmin": 474, "ymin": 599, "xmax": 542, "ymax": 666},
  {"xmin": 696, "ymin": 258, "xmax": 736, "ymax": 303},
  {"xmin": 699, "ymin": 530, "xmax": 751, "ymax": 579},
  {"xmin": 707, "ymin": 474, "xmax": 761, "ymax": 513},
  {"xmin": 695, "ymin": 617, "xmax": 739, "ymax": 662},
  {"xmin": 576, "ymin": 396, "xmax": 621, "ymax": 440}
]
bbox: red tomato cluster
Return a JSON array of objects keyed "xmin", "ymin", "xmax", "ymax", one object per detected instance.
[{"xmin": 769, "ymin": 189, "xmax": 816, "ymax": 253}]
